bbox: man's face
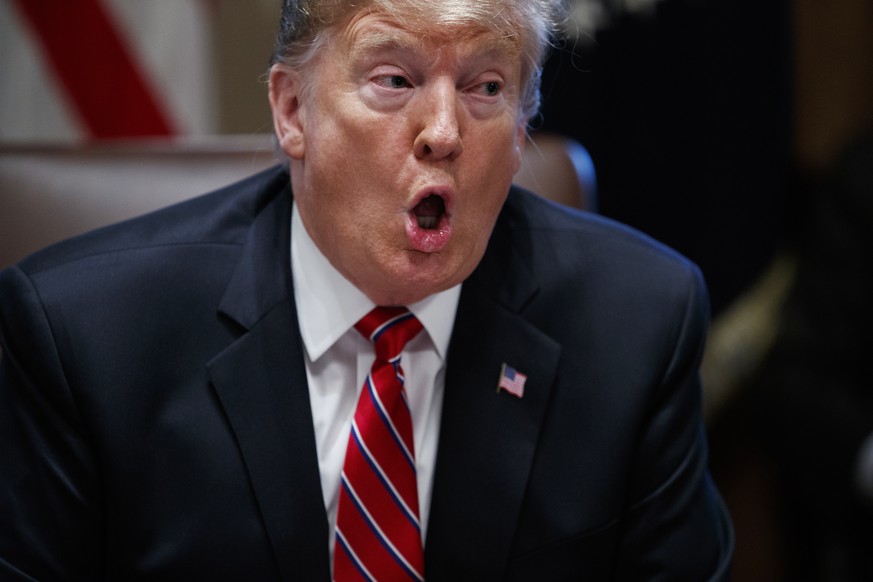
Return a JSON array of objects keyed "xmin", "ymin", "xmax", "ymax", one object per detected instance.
[{"xmin": 271, "ymin": 9, "xmax": 526, "ymax": 306}]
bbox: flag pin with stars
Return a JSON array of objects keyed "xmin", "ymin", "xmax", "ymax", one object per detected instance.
[{"xmin": 496, "ymin": 363, "xmax": 526, "ymax": 398}]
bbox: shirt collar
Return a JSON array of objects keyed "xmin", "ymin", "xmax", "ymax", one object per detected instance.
[{"xmin": 291, "ymin": 203, "xmax": 460, "ymax": 363}]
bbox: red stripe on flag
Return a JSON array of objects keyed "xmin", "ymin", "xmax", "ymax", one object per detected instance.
[{"xmin": 13, "ymin": 0, "xmax": 176, "ymax": 139}]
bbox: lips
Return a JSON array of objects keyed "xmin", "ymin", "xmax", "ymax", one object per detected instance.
[{"xmin": 406, "ymin": 189, "xmax": 453, "ymax": 253}]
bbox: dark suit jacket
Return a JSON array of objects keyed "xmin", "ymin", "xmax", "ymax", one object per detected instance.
[{"xmin": 0, "ymin": 166, "xmax": 732, "ymax": 580}]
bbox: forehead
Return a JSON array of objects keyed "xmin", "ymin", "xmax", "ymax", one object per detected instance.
[{"xmin": 337, "ymin": 7, "xmax": 524, "ymax": 63}]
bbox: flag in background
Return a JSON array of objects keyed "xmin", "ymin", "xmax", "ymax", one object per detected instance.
[{"xmin": 0, "ymin": 0, "xmax": 217, "ymax": 142}]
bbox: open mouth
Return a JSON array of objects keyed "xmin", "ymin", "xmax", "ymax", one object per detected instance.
[
  {"xmin": 406, "ymin": 191, "xmax": 452, "ymax": 253},
  {"xmin": 413, "ymin": 194, "xmax": 446, "ymax": 229}
]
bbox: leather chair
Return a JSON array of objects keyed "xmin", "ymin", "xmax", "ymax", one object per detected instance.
[{"xmin": 0, "ymin": 133, "xmax": 596, "ymax": 269}]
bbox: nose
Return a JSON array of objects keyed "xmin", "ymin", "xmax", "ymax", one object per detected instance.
[{"xmin": 413, "ymin": 81, "xmax": 463, "ymax": 161}]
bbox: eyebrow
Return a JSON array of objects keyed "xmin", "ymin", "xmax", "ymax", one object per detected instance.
[
  {"xmin": 348, "ymin": 22, "xmax": 519, "ymax": 62},
  {"xmin": 349, "ymin": 16, "xmax": 521, "ymax": 55},
  {"xmin": 350, "ymin": 28, "xmax": 425, "ymax": 56}
]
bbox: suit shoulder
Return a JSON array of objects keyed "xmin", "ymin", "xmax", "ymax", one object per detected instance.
[
  {"xmin": 15, "ymin": 165, "xmax": 290, "ymax": 277},
  {"xmin": 504, "ymin": 185, "xmax": 702, "ymax": 286}
]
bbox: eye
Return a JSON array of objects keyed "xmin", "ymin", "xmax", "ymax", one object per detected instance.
[
  {"xmin": 483, "ymin": 81, "xmax": 501, "ymax": 96},
  {"xmin": 472, "ymin": 80, "xmax": 502, "ymax": 97},
  {"xmin": 374, "ymin": 74, "xmax": 412, "ymax": 90}
]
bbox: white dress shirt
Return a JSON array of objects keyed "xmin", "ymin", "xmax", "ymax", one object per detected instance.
[{"xmin": 290, "ymin": 204, "xmax": 460, "ymax": 558}]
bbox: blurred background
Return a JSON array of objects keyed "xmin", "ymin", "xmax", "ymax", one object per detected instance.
[{"xmin": 2, "ymin": 0, "xmax": 873, "ymax": 579}]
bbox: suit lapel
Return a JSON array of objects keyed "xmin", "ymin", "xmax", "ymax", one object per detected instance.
[
  {"xmin": 202, "ymin": 181, "xmax": 558, "ymax": 579},
  {"xmin": 425, "ymin": 206, "xmax": 562, "ymax": 579},
  {"xmin": 207, "ymin": 189, "xmax": 330, "ymax": 581}
]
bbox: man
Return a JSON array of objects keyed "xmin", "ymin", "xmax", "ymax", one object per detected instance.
[{"xmin": 0, "ymin": 0, "xmax": 733, "ymax": 579}]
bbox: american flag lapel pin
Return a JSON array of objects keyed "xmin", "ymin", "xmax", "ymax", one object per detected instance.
[{"xmin": 497, "ymin": 363, "xmax": 526, "ymax": 398}]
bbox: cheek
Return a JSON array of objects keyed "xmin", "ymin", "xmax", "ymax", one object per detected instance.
[
  {"xmin": 468, "ymin": 128, "xmax": 522, "ymax": 193},
  {"xmin": 457, "ymin": 182, "xmax": 510, "ymax": 243},
  {"xmin": 314, "ymin": 112, "xmax": 403, "ymax": 183},
  {"xmin": 512, "ymin": 133, "xmax": 525, "ymax": 174}
]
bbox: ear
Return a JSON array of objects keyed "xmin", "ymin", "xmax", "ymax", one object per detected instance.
[{"xmin": 269, "ymin": 64, "xmax": 306, "ymax": 160}]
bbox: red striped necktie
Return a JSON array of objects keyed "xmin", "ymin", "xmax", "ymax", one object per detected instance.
[{"xmin": 334, "ymin": 306, "xmax": 425, "ymax": 582}]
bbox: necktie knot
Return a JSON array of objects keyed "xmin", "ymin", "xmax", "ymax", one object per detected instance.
[{"xmin": 355, "ymin": 306, "xmax": 423, "ymax": 363}]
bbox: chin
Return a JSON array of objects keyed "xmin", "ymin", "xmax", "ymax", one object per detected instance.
[{"xmin": 367, "ymin": 262, "xmax": 464, "ymax": 306}]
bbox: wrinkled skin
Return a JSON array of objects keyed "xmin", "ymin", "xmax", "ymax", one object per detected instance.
[{"xmin": 270, "ymin": 9, "xmax": 526, "ymax": 306}]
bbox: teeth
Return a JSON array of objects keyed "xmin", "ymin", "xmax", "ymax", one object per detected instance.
[{"xmin": 417, "ymin": 216, "xmax": 438, "ymax": 229}]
